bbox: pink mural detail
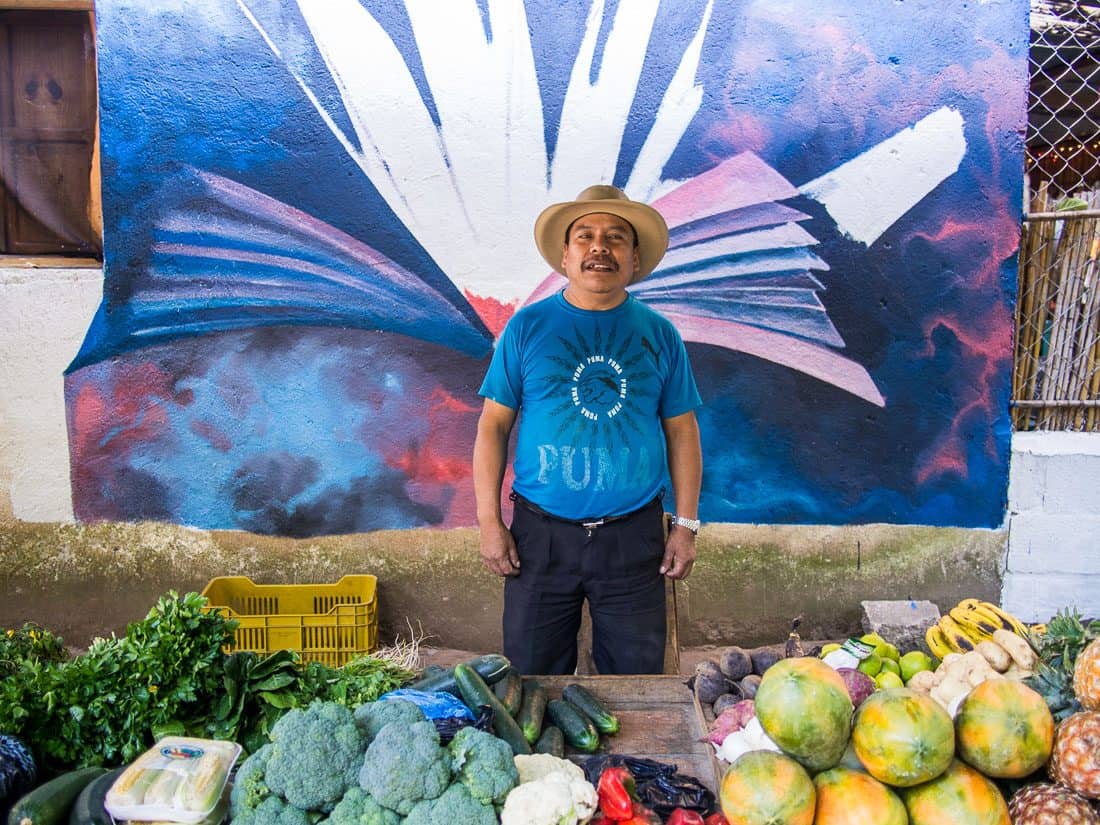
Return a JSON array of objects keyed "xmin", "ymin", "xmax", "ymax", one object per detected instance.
[
  {"xmin": 661, "ymin": 311, "xmax": 886, "ymax": 406},
  {"xmin": 190, "ymin": 419, "xmax": 233, "ymax": 453}
]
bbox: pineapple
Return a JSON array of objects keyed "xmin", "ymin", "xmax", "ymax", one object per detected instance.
[
  {"xmin": 1008, "ymin": 783, "xmax": 1100, "ymax": 824},
  {"xmin": 1075, "ymin": 639, "xmax": 1100, "ymax": 711},
  {"xmin": 1029, "ymin": 610, "xmax": 1100, "ymax": 720},
  {"xmin": 1049, "ymin": 711, "xmax": 1100, "ymax": 800}
]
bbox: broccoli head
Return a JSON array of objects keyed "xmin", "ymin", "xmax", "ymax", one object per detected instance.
[
  {"xmin": 319, "ymin": 787, "xmax": 402, "ymax": 825},
  {"xmin": 353, "ymin": 698, "xmax": 425, "ymax": 741},
  {"xmin": 403, "ymin": 783, "xmax": 498, "ymax": 825},
  {"xmin": 266, "ymin": 701, "xmax": 368, "ymax": 812},
  {"xmin": 229, "ymin": 743, "xmax": 274, "ymax": 818},
  {"xmin": 447, "ymin": 726, "xmax": 519, "ymax": 806},
  {"xmin": 229, "ymin": 794, "xmax": 315, "ymax": 825},
  {"xmin": 358, "ymin": 719, "xmax": 451, "ymax": 815}
]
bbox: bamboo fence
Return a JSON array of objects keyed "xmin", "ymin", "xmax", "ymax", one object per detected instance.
[{"xmin": 1013, "ymin": 182, "xmax": 1100, "ymax": 431}]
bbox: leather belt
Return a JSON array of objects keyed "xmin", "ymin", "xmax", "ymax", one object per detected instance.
[{"xmin": 509, "ymin": 491, "xmax": 659, "ymax": 535}]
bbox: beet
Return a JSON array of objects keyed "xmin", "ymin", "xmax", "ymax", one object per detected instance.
[
  {"xmin": 693, "ymin": 660, "xmax": 731, "ymax": 704},
  {"xmin": 750, "ymin": 647, "xmax": 783, "ymax": 676},
  {"xmin": 718, "ymin": 646, "xmax": 753, "ymax": 681},
  {"xmin": 739, "ymin": 674, "xmax": 762, "ymax": 699},
  {"xmin": 712, "ymin": 686, "xmax": 745, "ymax": 716},
  {"xmin": 836, "ymin": 667, "xmax": 875, "ymax": 707}
]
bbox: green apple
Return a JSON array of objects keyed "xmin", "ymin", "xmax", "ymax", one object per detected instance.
[
  {"xmin": 875, "ymin": 670, "xmax": 904, "ymax": 689},
  {"xmin": 899, "ymin": 650, "xmax": 935, "ymax": 683},
  {"xmin": 878, "ymin": 657, "xmax": 901, "ymax": 677},
  {"xmin": 856, "ymin": 653, "xmax": 883, "ymax": 677}
]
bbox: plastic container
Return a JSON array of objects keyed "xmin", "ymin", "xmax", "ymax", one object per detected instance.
[
  {"xmin": 200, "ymin": 575, "xmax": 378, "ymax": 667},
  {"xmin": 105, "ymin": 737, "xmax": 240, "ymax": 824}
]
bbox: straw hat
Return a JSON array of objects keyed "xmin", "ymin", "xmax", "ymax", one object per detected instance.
[{"xmin": 533, "ymin": 185, "xmax": 669, "ymax": 282}]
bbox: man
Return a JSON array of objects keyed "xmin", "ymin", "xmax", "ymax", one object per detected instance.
[{"xmin": 473, "ymin": 185, "xmax": 702, "ymax": 675}]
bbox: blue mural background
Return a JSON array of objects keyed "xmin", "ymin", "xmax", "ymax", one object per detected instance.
[{"xmin": 68, "ymin": 0, "xmax": 1027, "ymax": 532}]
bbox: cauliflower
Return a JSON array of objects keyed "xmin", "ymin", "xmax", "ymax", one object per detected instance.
[
  {"xmin": 500, "ymin": 754, "xmax": 598, "ymax": 825},
  {"xmin": 403, "ymin": 783, "xmax": 498, "ymax": 825},
  {"xmin": 265, "ymin": 701, "xmax": 368, "ymax": 812},
  {"xmin": 319, "ymin": 787, "xmax": 401, "ymax": 825},
  {"xmin": 357, "ymin": 719, "xmax": 452, "ymax": 815},
  {"xmin": 229, "ymin": 743, "xmax": 274, "ymax": 818},
  {"xmin": 447, "ymin": 726, "xmax": 519, "ymax": 806},
  {"xmin": 353, "ymin": 698, "xmax": 425, "ymax": 741},
  {"xmin": 229, "ymin": 794, "xmax": 315, "ymax": 825}
]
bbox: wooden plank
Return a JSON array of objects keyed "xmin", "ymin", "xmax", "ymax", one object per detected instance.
[{"xmin": 530, "ymin": 675, "xmax": 724, "ymax": 793}]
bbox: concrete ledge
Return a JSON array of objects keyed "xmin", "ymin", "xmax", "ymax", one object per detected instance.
[
  {"xmin": 1001, "ymin": 571, "xmax": 1100, "ymax": 621},
  {"xmin": 0, "ymin": 518, "xmax": 1007, "ymax": 651},
  {"xmin": 1006, "ymin": 514, "xmax": 1100, "ymax": 574}
]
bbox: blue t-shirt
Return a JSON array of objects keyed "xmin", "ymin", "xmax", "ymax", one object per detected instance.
[{"xmin": 479, "ymin": 291, "xmax": 702, "ymax": 520}]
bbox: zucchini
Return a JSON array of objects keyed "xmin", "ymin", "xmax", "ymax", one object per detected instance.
[
  {"xmin": 407, "ymin": 654, "xmax": 511, "ymax": 696},
  {"xmin": 452, "ymin": 663, "xmax": 532, "ymax": 756},
  {"xmin": 8, "ymin": 767, "xmax": 107, "ymax": 825},
  {"xmin": 534, "ymin": 725, "xmax": 565, "ymax": 758},
  {"xmin": 67, "ymin": 767, "xmax": 124, "ymax": 825},
  {"xmin": 516, "ymin": 680, "xmax": 548, "ymax": 744},
  {"xmin": 492, "ymin": 667, "xmax": 523, "ymax": 717},
  {"xmin": 562, "ymin": 683, "xmax": 620, "ymax": 735},
  {"xmin": 545, "ymin": 699, "xmax": 600, "ymax": 753}
]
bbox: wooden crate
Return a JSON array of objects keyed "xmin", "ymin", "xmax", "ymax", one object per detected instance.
[{"xmin": 531, "ymin": 674, "xmax": 723, "ymax": 793}]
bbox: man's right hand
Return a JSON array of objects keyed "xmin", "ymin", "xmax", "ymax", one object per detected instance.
[{"xmin": 479, "ymin": 520, "xmax": 521, "ymax": 577}]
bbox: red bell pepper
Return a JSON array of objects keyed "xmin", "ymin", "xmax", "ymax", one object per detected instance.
[
  {"xmin": 703, "ymin": 813, "xmax": 731, "ymax": 825},
  {"xmin": 597, "ymin": 765, "xmax": 637, "ymax": 820},
  {"xmin": 625, "ymin": 801, "xmax": 662, "ymax": 824},
  {"xmin": 667, "ymin": 810, "xmax": 706, "ymax": 825}
]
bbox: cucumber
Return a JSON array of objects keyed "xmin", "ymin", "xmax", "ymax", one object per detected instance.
[
  {"xmin": 8, "ymin": 767, "xmax": 107, "ymax": 825},
  {"xmin": 492, "ymin": 667, "xmax": 523, "ymax": 717},
  {"xmin": 68, "ymin": 767, "xmax": 124, "ymax": 825},
  {"xmin": 516, "ymin": 680, "xmax": 548, "ymax": 744},
  {"xmin": 407, "ymin": 654, "xmax": 511, "ymax": 696},
  {"xmin": 452, "ymin": 663, "xmax": 532, "ymax": 755},
  {"xmin": 534, "ymin": 725, "xmax": 565, "ymax": 758},
  {"xmin": 562, "ymin": 683, "xmax": 620, "ymax": 735},
  {"xmin": 545, "ymin": 699, "xmax": 600, "ymax": 753}
]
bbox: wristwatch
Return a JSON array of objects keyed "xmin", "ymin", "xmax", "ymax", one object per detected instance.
[{"xmin": 670, "ymin": 514, "xmax": 701, "ymax": 535}]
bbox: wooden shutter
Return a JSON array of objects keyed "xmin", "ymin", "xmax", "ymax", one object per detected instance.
[{"xmin": 0, "ymin": 10, "xmax": 99, "ymax": 256}]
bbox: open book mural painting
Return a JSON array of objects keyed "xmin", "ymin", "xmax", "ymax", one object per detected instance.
[{"xmin": 68, "ymin": 0, "xmax": 1025, "ymax": 533}]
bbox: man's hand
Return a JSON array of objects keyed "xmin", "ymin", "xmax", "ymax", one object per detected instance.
[
  {"xmin": 480, "ymin": 519, "xmax": 521, "ymax": 577},
  {"xmin": 660, "ymin": 526, "xmax": 696, "ymax": 580}
]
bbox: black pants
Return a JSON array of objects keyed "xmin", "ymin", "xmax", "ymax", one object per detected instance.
[{"xmin": 502, "ymin": 496, "xmax": 667, "ymax": 675}]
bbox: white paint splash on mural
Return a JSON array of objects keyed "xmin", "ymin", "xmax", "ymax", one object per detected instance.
[
  {"xmin": 241, "ymin": 0, "xmax": 710, "ymax": 307},
  {"xmin": 233, "ymin": 0, "xmax": 971, "ymax": 407},
  {"xmin": 801, "ymin": 107, "xmax": 967, "ymax": 246}
]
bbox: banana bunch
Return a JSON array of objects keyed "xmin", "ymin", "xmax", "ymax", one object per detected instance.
[{"xmin": 925, "ymin": 599, "xmax": 1030, "ymax": 660}]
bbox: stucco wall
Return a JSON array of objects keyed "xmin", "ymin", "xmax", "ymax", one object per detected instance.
[{"xmin": 0, "ymin": 264, "xmax": 102, "ymax": 522}]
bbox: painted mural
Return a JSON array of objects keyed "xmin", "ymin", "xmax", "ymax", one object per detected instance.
[{"xmin": 67, "ymin": 0, "xmax": 1027, "ymax": 533}]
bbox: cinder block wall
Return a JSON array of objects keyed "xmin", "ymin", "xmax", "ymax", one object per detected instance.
[{"xmin": 1002, "ymin": 432, "xmax": 1100, "ymax": 620}]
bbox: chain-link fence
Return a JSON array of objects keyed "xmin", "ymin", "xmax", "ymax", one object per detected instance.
[{"xmin": 1015, "ymin": 2, "xmax": 1100, "ymax": 430}]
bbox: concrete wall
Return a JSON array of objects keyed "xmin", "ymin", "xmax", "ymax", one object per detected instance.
[{"xmin": 1002, "ymin": 431, "xmax": 1100, "ymax": 620}]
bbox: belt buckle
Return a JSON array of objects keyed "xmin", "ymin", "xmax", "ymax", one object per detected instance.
[{"xmin": 581, "ymin": 518, "xmax": 604, "ymax": 536}]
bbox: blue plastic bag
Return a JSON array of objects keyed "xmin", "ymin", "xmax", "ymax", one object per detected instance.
[{"xmin": 379, "ymin": 688, "xmax": 475, "ymax": 720}]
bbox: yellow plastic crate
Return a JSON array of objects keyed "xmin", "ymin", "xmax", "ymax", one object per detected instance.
[{"xmin": 201, "ymin": 575, "xmax": 378, "ymax": 667}]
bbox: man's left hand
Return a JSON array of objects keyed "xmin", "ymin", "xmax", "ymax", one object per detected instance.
[{"xmin": 660, "ymin": 527, "xmax": 696, "ymax": 579}]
